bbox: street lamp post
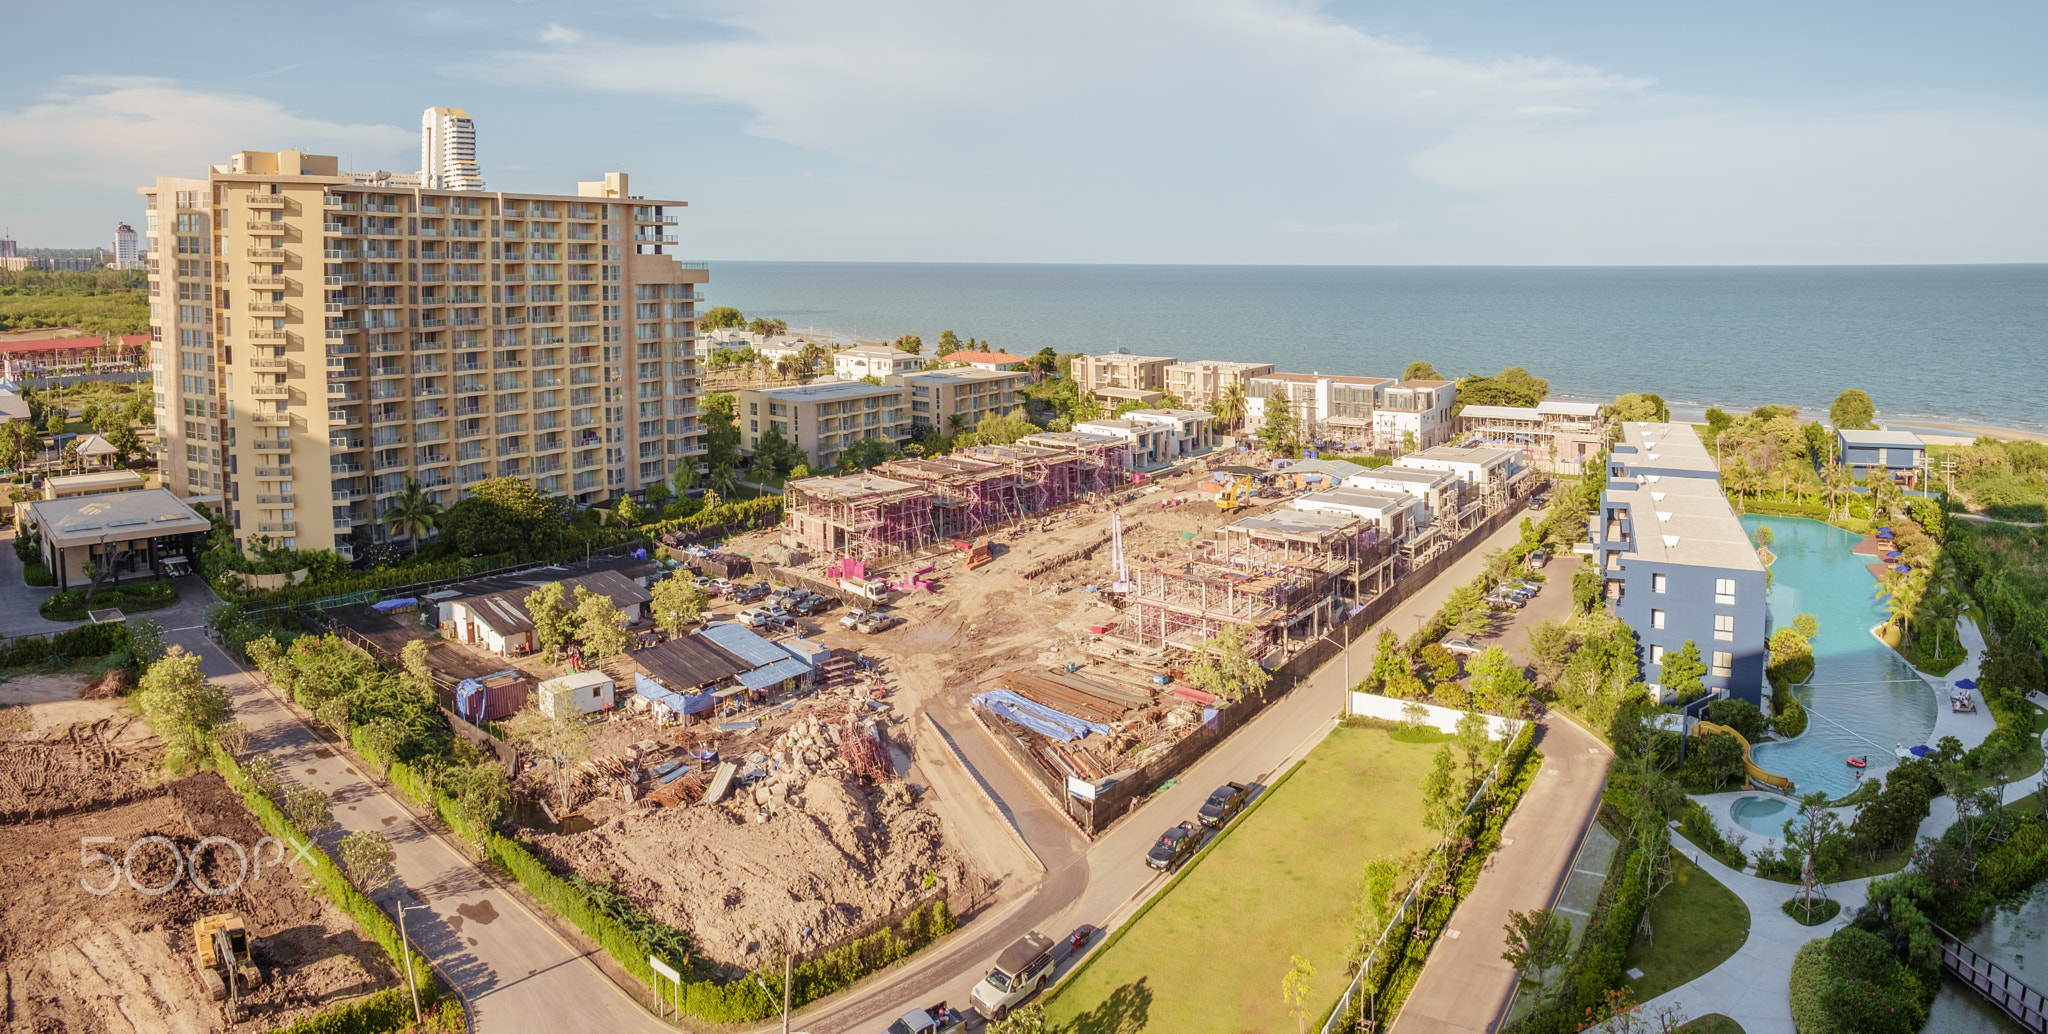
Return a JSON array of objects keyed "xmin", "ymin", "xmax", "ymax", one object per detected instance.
[{"xmin": 396, "ymin": 897, "xmax": 431, "ymax": 1025}]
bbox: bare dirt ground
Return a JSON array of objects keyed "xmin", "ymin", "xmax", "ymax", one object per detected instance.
[
  {"xmin": 0, "ymin": 684, "xmax": 397, "ymax": 1034},
  {"xmin": 526, "ymin": 702, "xmax": 969, "ymax": 971}
]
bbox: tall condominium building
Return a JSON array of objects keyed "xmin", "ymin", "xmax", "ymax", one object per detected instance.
[
  {"xmin": 1594, "ymin": 422, "xmax": 1768, "ymax": 706},
  {"xmin": 421, "ymin": 107, "xmax": 484, "ymax": 192},
  {"xmin": 138, "ymin": 148, "xmax": 704, "ymax": 558},
  {"xmin": 112, "ymin": 222, "xmax": 141, "ymax": 269}
]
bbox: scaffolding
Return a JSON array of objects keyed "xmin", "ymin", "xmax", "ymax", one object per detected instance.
[
  {"xmin": 1120, "ymin": 509, "xmax": 1364, "ymax": 654},
  {"xmin": 780, "ymin": 473, "xmax": 933, "ymax": 561}
]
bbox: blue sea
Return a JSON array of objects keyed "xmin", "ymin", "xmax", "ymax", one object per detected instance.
[{"xmin": 701, "ymin": 263, "xmax": 2048, "ymax": 434}]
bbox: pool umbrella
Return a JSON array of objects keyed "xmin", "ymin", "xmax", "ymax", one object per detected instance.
[
  {"xmin": 1877, "ymin": 527, "xmax": 1895, "ymax": 539},
  {"xmin": 1955, "ymin": 678, "xmax": 1978, "ymax": 690},
  {"xmin": 1884, "ymin": 550, "xmax": 1902, "ymax": 560},
  {"xmin": 1894, "ymin": 564, "xmax": 1911, "ymax": 573}
]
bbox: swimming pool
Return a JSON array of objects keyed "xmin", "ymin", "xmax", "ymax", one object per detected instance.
[
  {"xmin": 1742, "ymin": 515, "xmax": 1936, "ymax": 799},
  {"xmin": 1731, "ymin": 794, "xmax": 1794, "ymax": 836}
]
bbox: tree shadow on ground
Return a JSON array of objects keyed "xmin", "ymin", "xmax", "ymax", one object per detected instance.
[{"xmin": 1059, "ymin": 976, "xmax": 1153, "ymax": 1034}]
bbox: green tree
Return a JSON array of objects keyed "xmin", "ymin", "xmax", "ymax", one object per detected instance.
[
  {"xmin": 650, "ymin": 573, "xmax": 709, "ymax": 635},
  {"xmin": 105, "ymin": 421, "xmax": 142, "ymax": 466},
  {"xmin": 524, "ymin": 582, "xmax": 577, "ymax": 657},
  {"xmin": 700, "ymin": 306, "xmax": 745, "ymax": 331},
  {"xmin": 505, "ymin": 704, "xmax": 592, "ymax": 813},
  {"xmin": 1416, "ymin": 642, "xmax": 1461, "ymax": 687},
  {"xmin": 340, "ymin": 829, "xmax": 397, "ymax": 891},
  {"xmin": 0, "ymin": 419, "xmax": 39, "ymax": 471},
  {"xmin": 613, "ymin": 494, "xmax": 641, "ymax": 527},
  {"xmin": 385, "ymin": 476, "xmax": 443, "ymax": 553},
  {"xmin": 1402, "ymin": 361, "xmax": 1441, "ymax": 380},
  {"xmin": 1281, "ymin": 954, "xmax": 1316, "ymax": 1034},
  {"xmin": 282, "ymin": 782, "xmax": 335, "ymax": 834},
  {"xmin": 134, "ymin": 647, "xmax": 231, "ymax": 771},
  {"xmin": 1256, "ymin": 399, "xmax": 1301, "ymax": 457},
  {"xmin": 1658, "ymin": 639, "xmax": 1707, "ymax": 701},
  {"xmin": 1210, "ymin": 382, "xmax": 1249, "ymax": 431},
  {"xmin": 1782, "ymin": 791, "xmax": 1848, "ymax": 921},
  {"xmin": 1365, "ymin": 630, "xmax": 1409, "ymax": 693},
  {"xmin": 752, "ymin": 422, "xmax": 803, "ymax": 478},
  {"xmin": 936, "ymin": 329, "xmax": 960, "ymax": 356},
  {"xmin": 572, "ymin": 586, "xmax": 634, "ymax": 658},
  {"xmin": 440, "ymin": 476, "xmax": 565, "ymax": 555},
  {"xmin": 838, "ymin": 436, "xmax": 897, "ymax": 472},
  {"xmin": 1610, "ymin": 392, "xmax": 1670, "ymax": 423},
  {"xmin": 1453, "ymin": 708, "xmax": 1497, "ymax": 792},
  {"xmin": 1501, "ymin": 908, "xmax": 1570, "ymax": 982},
  {"xmin": 747, "ymin": 316, "xmax": 787, "ymax": 338},
  {"xmin": 891, "ymin": 334, "xmax": 924, "ymax": 354},
  {"xmin": 1420, "ymin": 744, "xmax": 1464, "ymax": 838},
  {"xmin": 1469, "ymin": 647, "xmax": 1531, "ymax": 716},
  {"xmin": 129, "ymin": 618, "xmax": 167, "ymax": 667},
  {"xmin": 1184, "ymin": 622, "xmax": 1271, "ymax": 701},
  {"xmin": 702, "ymin": 392, "xmax": 741, "ymax": 470},
  {"xmin": 1829, "ymin": 388, "xmax": 1877, "ymax": 431},
  {"xmin": 1525, "ymin": 619, "xmax": 1574, "ymax": 684}
]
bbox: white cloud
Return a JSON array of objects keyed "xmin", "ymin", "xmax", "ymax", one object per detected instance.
[
  {"xmin": 538, "ymin": 23, "xmax": 582, "ymax": 45},
  {"xmin": 0, "ymin": 78, "xmax": 413, "ymax": 242}
]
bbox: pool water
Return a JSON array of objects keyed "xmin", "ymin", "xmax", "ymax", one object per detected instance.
[
  {"xmin": 1742, "ymin": 516, "xmax": 1936, "ymax": 800},
  {"xmin": 1730, "ymin": 795, "xmax": 1794, "ymax": 836}
]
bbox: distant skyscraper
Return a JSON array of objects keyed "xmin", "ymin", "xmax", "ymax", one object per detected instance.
[
  {"xmin": 112, "ymin": 222, "xmax": 140, "ymax": 269},
  {"xmin": 420, "ymin": 107, "xmax": 484, "ymax": 191},
  {"xmin": 0, "ymin": 235, "xmax": 15, "ymax": 258}
]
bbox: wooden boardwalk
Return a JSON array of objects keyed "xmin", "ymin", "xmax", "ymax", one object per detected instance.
[{"xmin": 1942, "ymin": 928, "xmax": 2048, "ymax": 1033}]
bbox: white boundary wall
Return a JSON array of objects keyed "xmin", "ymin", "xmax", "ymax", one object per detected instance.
[{"xmin": 1347, "ymin": 691, "xmax": 1519, "ymax": 740}]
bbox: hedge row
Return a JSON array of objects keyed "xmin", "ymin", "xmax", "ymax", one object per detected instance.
[
  {"xmin": 641, "ymin": 495, "xmax": 783, "ymax": 538},
  {"xmin": 1503, "ymin": 811, "xmax": 1670, "ymax": 1034},
  {"xmin": 40, "ymin": 579, "xmax": 178, "ymax": 620},
  {"xmin": 1333, "ymin": 722, "xmax": 1543, "ymax": 1030},
  {"xmin": 211, "ymin": 746, "xmax": 437, "ymax": 1004},
  {"xmin": 0, "ymin": 621, "xmax": 129, "ymax": 667}
]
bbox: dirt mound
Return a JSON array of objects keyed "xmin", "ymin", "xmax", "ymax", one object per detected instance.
[
  {"xmin": 79, "ymin": 669, "xmax": 135, "ymax": 699},
  {"xmin": 0, "ymin": 773, "xmax": 398, "ymax": 1032},
  {"xmin": 531, "ymin": 753, "xmax": 965, "ymax": 969}
]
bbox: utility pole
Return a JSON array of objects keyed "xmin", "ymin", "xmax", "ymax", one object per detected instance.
[{"xmin": 396, "ymin": 898, "xmax": 430, "ymax": 1025}]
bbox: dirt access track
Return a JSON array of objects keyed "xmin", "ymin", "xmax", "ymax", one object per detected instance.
[{"xmin": 0, "ymin": 680, "xmax": 397, "ymax": 1034}]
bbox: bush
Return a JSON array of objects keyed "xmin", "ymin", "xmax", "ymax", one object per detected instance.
[
  {"xmin": 0, "ymin": 621, "xmax": 129, "ymax": 666},
  {"xmin": 38, "ymin": 580, "xmax": 180, "ymax": 620},
  {"xmin": 1783, "ymin": 897, "xmax": 1841, "ymax": 926},
  {"xmin": 269, "ymin": 989, "xmax": 465, "ymax": 1034},
  {"xmin": 22, "ymin": 561, "xmax": 53, "ymax": 586},
  {"xmin": 1704, "ymin": 699, "xmax": 1769, "ymax": 742},
  {"xmin": 1788, "ymin": 939, "xmax": 1830, "ymax": 1033},
  {"xmin": 1772, "ymin": 696, "xmax": 1809, "ymax": 738}
]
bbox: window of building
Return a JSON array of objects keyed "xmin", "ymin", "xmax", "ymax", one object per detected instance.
[
  {"xmin": 1650, "ymin": 609, "xmax": 1665, "ymax": 630},
  {"xmin": 1711, "ymin": 651, "xmax": 1733, "ymax": 678},
  {"xmin": 1650, "ymin": 644, "xmax": 1665, "ymax": 664},
  {"xmin": 1652, "ymin": 573, "xmax": 1667, "ymax": 594},
  {"xmin": 1715, "ymin": 578, "xmax": 1737, "ymax": 605},
  {"xmin": 1714, "ymin": 614, "xmax": 1735, "ymax": 641}
]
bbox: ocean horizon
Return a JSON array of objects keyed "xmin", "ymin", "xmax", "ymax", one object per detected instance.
[{"xmin": 699, "ymin": 262, "xmax": 2048, "ymax": 435}]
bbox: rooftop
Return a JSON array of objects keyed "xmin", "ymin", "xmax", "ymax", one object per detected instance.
[
  {"xmin": 1347, "ymin": 466, "xmax": 1458, "ymax": 487},
  {"xmin": 1396, "ymin": 379, "xmax": 1453, "ymax": 389},
  {"xmin": 787, "ymin": 472, "xmax": 925, "ymax": 501},
  {"xmin": 1167, "ymin": 359, "xmax": 1273, "ymax": 371},
  {"xmin": 1401, "ymin": 445, "xmax": 1520, "ymax": 465},
  {"xmin": 1609, "ymin": 422, "xmax": 1765, "ymax": 571},
  {"xmin": 1225, "ymin": 508, "xmax": 1366, "ymax": 539},
  {"xmin": 754, "ymin": 380, "xmax": 903, "ymax": 402},
  {"xmin": 899, "ymin": 367, "xmax": 1023, "ymax": 384},
  {"xmin": 1125, "ymin": 408, "xmax": 1210, "ymax": 420},
  {"xmin": 43, "ymin": 470, "xmax": 146, "ymax": 492},
  {"xmin": 26, "ymin": 488, "xmax": 210, "ymax": 547},
  {"xmin": 943, "ymin": 350, "xmax": 1025, "ymax": 365},
  {"xmin": 1074, "ymin": 418, "xmax": 1139, "ymax": 430},
  {"xmin": 1294, "ymin": 486, "xmax": 1419, "ymax": 515},
  {"xmin": 1091, "ymin": 386, "xmax": 1162, "ymax": 401},
  {"xmin": 1085, "ymin": 352, "xmax": 1174, "ymax": 363},
  {"xmin": 1538, "ymin": 400, "xmax": 1605, "ymax": 417},
  {"xmin": 1839, "ymin": 428, "xmax": 1926, "ymax": 448}
]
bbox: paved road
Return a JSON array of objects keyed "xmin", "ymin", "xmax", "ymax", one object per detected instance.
[
  {"xmin": 784, "ymin": 514, "xmax": 1542, "ymax": 1034},
  {"xmin": 172, "ymin": 626, "xmax": 660, "ymax": 1034},
  {"xmin": 1389, "ymin": 715, "xmax": 1610, "ymax": 1034}
]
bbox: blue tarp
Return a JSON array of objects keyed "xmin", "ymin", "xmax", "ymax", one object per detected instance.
[
  {"xmin": 372, "ymin": 597, "xmax": 419, "ymax": 612},
  {"xmin": 973, "ymin": 689, "xmax": 1111, "ymax": 742},
  {"xmin": 738, "ymin": 658, "xmax": 811, "ymax": 691}
]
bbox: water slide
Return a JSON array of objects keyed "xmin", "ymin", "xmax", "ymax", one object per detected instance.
[{"xmin": 1692, "ymin": 720, "xmax": 1796, "ymax": 792}]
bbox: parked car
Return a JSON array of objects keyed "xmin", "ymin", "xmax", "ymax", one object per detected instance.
[
  {"xmin": 840, "ymin": 607, "xmax": 871, "ymax": 631},
  {"xmin": 737, "ymin": 605, "xmax": 790, "ymax": 628},
  {"xmin": 1146, "ymin": 821, "xmax": 1201, "ymax": 871},
  {"xmin": 1198, "ymin": 782, "xmax": 1250, "ymax": 828},
  {"xmin": 855, "ymin": 608, "xmax": 900, "ymax": 634},
  {"xmin": 881, "ymin": 1003, "xmax": 971, "ymax": 1034},
  {"xmin": 1442, "ymin": 639, "xmax": 1483, "ymax": 656},
  {"xmin": 792, "ymin": 593, "xmax": 835, "ymax": 616},
  {"xmin": 969, "ymin": 932, "xmax": 1057, "ymax": 1021},
  {"xmin": 1485, "ymin": 592, "xmax": 1524, "ymax": 611},
  {"xmin": 691, "ymin": 576, "xmax": 717, "ymax": 593}
]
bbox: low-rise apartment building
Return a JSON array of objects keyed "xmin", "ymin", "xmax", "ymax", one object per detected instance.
[
  {"xmin": 736, "ymin": 379, "xmax": 910, "ymax": 470},
  {"xmin": 1292, "ymin": 486, "xmax": 1425, "ymax": 543},
  {"xmin": 1343, "ymin": 466, "xmax": 1462, "ymax": 525},
  {"xmin": 1373, "ymin": 380, "xmax": 1456, "ymax": 451},
  {"xmin": 1456, "ymin": 400, "xmax": 1608, "ymax": 474},
  {"xmin": 890, "ymin": 367, "xmax": 1029, "ymax": 432},
  {"xmin": 1244, "ymin": 372, "xmax": 1390, "ymax": 443},
  {"xmin": 941, "ymin": 350, "xmax": 1026, "ymax": 372},
  {"xmin": 1837, "ymin": 428, "xmax": 1927, "ymax": 482},
  {"xmin": 1396, "ymin": 445, "xmax": 1524, "ymax": 487},
  {"xmin": 1163, "ymin": 360, "xmax": 1273, "ymax": 409},
  {"xmin": 833, "ymin": 347, "xmax": 924, "ymax": 380},
  {"xmin": 1074, "ymin": 417, "xmax": 1170, "ymax": 470},
  {"xmin": 1595, "ymin": 422, "xmax": 1768, "ymax": 706},
  {"xmin": 1074, "ymin": 351, "xmax": 1173, "ymax": 404},
  {"xmin": 1124, "ymin": 408, "xmax": 1216, "ymax": 459}
]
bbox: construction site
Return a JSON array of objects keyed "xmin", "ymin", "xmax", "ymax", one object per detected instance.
[{"xmin": 0, "ymin": 673, "xmax": 399, "ymax": 1033}]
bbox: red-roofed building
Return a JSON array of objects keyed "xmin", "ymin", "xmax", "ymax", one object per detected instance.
[
  {"xmin": 0, "ymin": 335, "xmax": 146, "ymax": 370},
  {"xmin": 941, "ymin": 350, "xmax": 1026, "ymax": 372}
]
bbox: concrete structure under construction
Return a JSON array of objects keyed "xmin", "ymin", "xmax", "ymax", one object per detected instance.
[
  {"xmin": 782, "ymin": 434, "xmax": 1130, "ymax": 560},
  {"xmin": 1456, "ymin": 400, "xmax": 1608, "ymax": 474},
  {"xmin": 1374, "ymin": 380, "xmax": 1456, "ymax": 450},
  {"xmin": 1291, "ymin": 486, "xmax": 1426, "ymax": 543}
]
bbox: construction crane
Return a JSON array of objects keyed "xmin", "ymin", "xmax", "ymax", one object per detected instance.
[{"xmin": 194, "ymin": 913, "xmax": 263, "ymax": 1021}]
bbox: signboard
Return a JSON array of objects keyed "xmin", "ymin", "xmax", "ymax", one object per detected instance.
[
  {"xmin": 1067, "ymin": 776, "xmax": 1099, "ymax": 800},
  {"xmin": 649, "ymin": 956, "xmax": 681, "ymax": 984}
]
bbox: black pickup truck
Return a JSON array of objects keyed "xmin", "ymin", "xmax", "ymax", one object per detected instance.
[{"xmin": 1198, "ymin": 782, "xmax": 1251, "ymax": 828}]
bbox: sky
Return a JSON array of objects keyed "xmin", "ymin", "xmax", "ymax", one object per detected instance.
[{"xmin": 3, "ymin": 0, "xmax": 2045, "ymax": 265}]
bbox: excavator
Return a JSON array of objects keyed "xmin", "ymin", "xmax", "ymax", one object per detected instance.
[
  {"xmin": 1212, "ymin": 472, "xmax": 1256, "ymax": 512},
  {"xmin": 194, "ymin": 913, "xmax": 263, "ymax": 1021}
]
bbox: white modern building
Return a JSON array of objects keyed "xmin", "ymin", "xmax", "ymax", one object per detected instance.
[
  {"xmin": 421, "ymin": 106, "xmax": 484, "ymax": 191},
  {"xmin": 1395, "ymin": 445, "xmax": 1524, "ymax": 486},
  {"xmin": 1124, "ymin": 409, "xmax": 1215, "ymax": 460},
  {"xmin": 833, "ymin": 347, "xmax": 925, "ymax": 380},
  {"xmin": 1343, "ymin": 466, "xmax": 1463, "ymax": 523},
  {"xmin": 111, "ymin": 223, "xmax": 140, "ymax": 269},
  {"xmin": 1292, "ymin": 486, "xmax": 1425, "ymax": 542},
  {"xmin": 1075, "ymin": 417, "xmax": 1170, "ymax": 470},
  {"xmin": 1373, "ymin": 380, "xmax": 1457, "ymax": 451}
]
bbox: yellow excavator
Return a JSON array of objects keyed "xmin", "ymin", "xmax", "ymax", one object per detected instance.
[
  {"xmin": 1213, "ymin": 472, "xmax": 1257, "ymax": 512},
  {"xmin": 194, "ymin": 913, "xmax": 263, "ymax": 1019}
]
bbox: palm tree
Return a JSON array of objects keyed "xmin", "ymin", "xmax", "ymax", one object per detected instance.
[
  {"xmin": 1824, "ymin": 462, "xmax": 1855, "ymax": 520},
  {"xmin": 1212, "ymin": 383, "xmax": 1249, "ymax": 432},
  {"xmin": 385, "ymin": 476, "xmax": 443, "ymax": 554},
  {"xmin": 709, "ymin": 462, "xmax": 739, "ymax": 501}
]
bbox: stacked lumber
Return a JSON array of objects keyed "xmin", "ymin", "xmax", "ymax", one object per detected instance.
[{"xmin": 987, "ymin": 669, "xmax": 1148, "ymax": 724}]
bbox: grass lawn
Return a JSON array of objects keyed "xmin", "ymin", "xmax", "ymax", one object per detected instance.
[
  {"xmin": 1624, "ymin": 856, "xmax": 1750, "ymax": 1001},
  {"xmin": 1044, "ymin": 727, "xmax": 1439, "ymax": 1034},
  {"xmin": 1678, "ymin": 1014, "xmax": 1745, "ymax": 1034}
]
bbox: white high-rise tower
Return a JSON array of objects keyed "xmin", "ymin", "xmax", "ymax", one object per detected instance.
[
  {"xmin": 111, "ymin": 222, "xmax": 140, "ymax": 269},
  {"xmin": 420, "ymin": 107, "xmax": 484, "ymax": 191}
]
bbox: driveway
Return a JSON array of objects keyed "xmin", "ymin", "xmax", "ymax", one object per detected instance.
[{"xmin": 0, "ymin": 527, "xmax": 218, "ymax": 638}]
